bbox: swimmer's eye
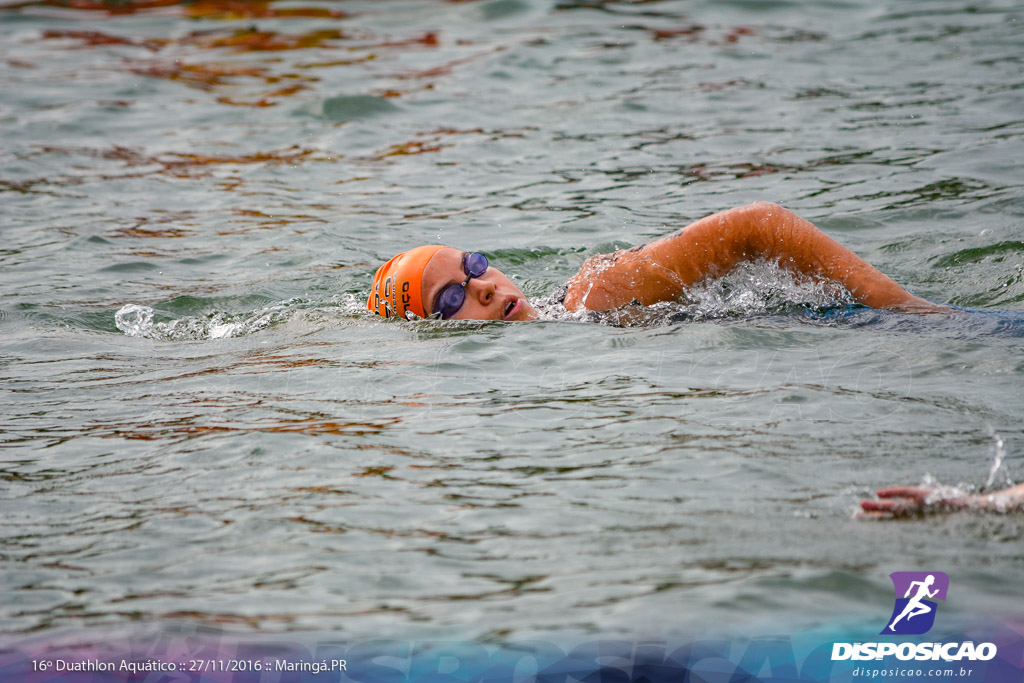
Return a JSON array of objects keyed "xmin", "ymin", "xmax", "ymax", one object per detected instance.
[{"xmin": 431, "ymin": 252, "xmax": 488, "ymax": 319}]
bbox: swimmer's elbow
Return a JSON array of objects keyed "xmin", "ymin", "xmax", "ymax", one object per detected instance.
[{"xmin": 744, "ymin": 200, "xmax": 786, "ymax": 215}]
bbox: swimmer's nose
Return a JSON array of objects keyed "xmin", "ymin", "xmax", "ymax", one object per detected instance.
[{"xmin": 469, "ymin": 278, "xmax": 496, "ymax": 306}]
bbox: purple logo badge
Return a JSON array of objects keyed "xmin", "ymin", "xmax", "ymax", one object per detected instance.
[{"xmin": 881, "ymin": 572, "xmax": 949, "ymax": 635}]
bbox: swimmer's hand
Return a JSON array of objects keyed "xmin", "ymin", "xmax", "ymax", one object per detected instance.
[{"xmin": 857, "ymin": 483, "xmax": 1024, "ymax": 519}]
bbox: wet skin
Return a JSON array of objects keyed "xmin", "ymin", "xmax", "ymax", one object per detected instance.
[
  {"xmin": 420, "ymin": 247, "xmax": 539, "ymax": 321},
  {"xmin": 417, "ymin": 204, "xmax": 943, "ymax": 321}
]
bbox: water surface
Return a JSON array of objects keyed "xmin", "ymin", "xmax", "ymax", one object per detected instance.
[{"xmin": 2, "ymin": 0, "xmax": 1023, "ymax": 646}]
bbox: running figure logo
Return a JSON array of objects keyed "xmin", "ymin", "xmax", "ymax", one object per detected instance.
[{"xmin": 881, "ymin": 571, "xmax": 950, "ymax": 635}]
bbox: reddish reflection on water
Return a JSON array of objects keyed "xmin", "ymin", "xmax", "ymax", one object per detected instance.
[{"xmin": 6, "ymin": 0, "xmax": 347, "ymax": 18}]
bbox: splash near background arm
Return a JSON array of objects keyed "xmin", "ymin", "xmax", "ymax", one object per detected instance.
[
  {"xmin": 860, "ymin": 482, "xmax": 1024, "ymax": 518},
  {"xmin": 563, "ymin": 202, "xmax": 941, "ymax": 312}
]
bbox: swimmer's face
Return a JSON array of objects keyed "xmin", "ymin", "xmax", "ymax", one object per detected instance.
[{"xmin": 421, "ymin": 247, "xmax": 538, "ymax": 321}]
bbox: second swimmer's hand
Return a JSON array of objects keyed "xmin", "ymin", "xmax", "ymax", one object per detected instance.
[{"xmin": 857, "ymin": 486, "xmax": 972, "ymax": 519}]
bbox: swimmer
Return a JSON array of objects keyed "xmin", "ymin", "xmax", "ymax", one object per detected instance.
[
  {"xmin": 367, "ymin": 202, "xmax": 946, "ymax": 321},
  {"xmin": 369, "ymin": 201, "xmax": 1024, "ymax": 518}
]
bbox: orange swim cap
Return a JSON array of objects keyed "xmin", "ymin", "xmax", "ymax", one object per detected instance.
[{"xmin": 367, "ymin": 245, "xmax": 446, "ymax": 319}]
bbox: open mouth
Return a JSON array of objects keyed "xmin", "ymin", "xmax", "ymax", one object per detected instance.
[{"xmin": 503, "ymin": 297, "xmax": 519, "ymax": 320}]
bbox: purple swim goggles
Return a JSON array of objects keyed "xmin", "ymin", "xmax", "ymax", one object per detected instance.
[{"xmin": 431, "ymin": 252, "xmax": 489, "ymax": 319}]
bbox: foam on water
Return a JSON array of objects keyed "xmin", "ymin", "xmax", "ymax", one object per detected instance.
[
  {"xmin": 115, "ymin": 300, "xmax": 299, "ymax": 340},
  {"xmin": 533, "ymin": 259, "xmax": 855, "ymax": 326},
  {"xmin": 673, "ymin": 259, "xmax": 855, "ymax": 317},
  {"xmin": 113, "ymin": 293, "xmax": 374, "ymax": 340}
]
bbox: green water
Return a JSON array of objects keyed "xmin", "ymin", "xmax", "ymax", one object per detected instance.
[{"xmin": 1, "ymin": 0, "xmax": 1023, "ymax": 645}]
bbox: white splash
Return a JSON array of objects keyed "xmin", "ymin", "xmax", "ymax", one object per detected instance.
[
  {"xmin": 532, "ymin": 258, "xmax": 856, "ymax": 326},
  {"xmin": 115, "ymin": 300, "xmax": 299, "ymax": 340},
  {"xmin": 677, "ymin": 259, "xmax": 855, "ymax": 318},
  {"xmin": 983, "ymin": 427, "xmax": 1011, "ymax": 490},
  {"xmin": 114, "ymin": 304, "xmax": 155, "ymax": 337}
]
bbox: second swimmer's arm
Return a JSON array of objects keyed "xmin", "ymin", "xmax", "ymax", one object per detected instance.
[
  {"xmin": 564, "ymin": 202, "xmax": 939, "ymax": 312},
  {"xmin": 860, "ymin": 482, "xmax": 1024, "ymax": 518}
]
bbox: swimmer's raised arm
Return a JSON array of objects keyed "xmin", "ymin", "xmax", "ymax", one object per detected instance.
[
  {"xmin": 563, "ymin": 202, "xmax": 941, "ymax": 312},
  {"xmin": 858, "ymin": 482, "xmax": 1024, "ymax": 519}
]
